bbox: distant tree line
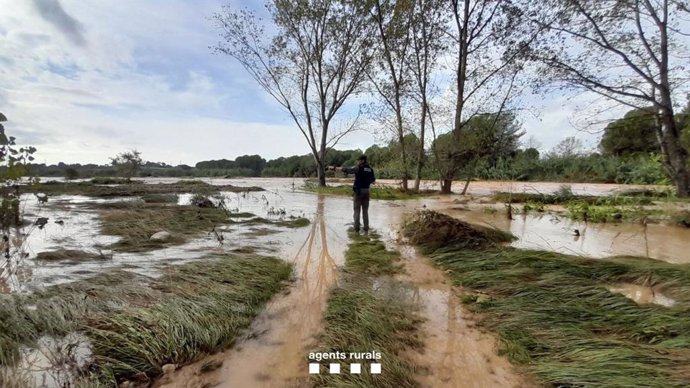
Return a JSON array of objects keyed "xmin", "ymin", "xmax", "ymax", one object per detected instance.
[{"xmin": 29, "ymin": 103, "xmax": 690, "ymax": 186}]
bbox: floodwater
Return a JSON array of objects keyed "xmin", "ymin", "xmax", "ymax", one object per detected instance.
[
  {"xmin": 155, "ymin": 196, "xmax": 345, "ymax": 388},
  {"xmin": 431, "ymin": 204, "xmax": 690, "ymax": 264},
  {"xmin": 3, "ymin": 177, "xmax": 690, "ymax": 387},
  {"xmin": 608, "ymin": 283, "xmax": 676, "ymax": 307},
  {"xmin": 377, "ymin": 179, "xmax": 665, "ymax": 196},
  {"xmin": 396, "ymin": 246, "xmax": 533, "ymax": 388},
  {"xmin": 1, "ymin": 333, "xmax": 92, "ymax": 388},
  {"xmin": 154, "ymin": 188, "xmax": 414, "ymax": 388}
]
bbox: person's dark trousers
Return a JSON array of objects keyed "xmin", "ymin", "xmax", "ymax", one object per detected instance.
[{"xmin": 353, "ymin": 188, "xmax": 370, "ymax": 232}]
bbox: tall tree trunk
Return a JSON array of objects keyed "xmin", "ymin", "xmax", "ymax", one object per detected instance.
[
  {"xmin": 397, "ymin": 109, "xmax": 409, "ymax": 191},
  {"xmin": 316, "ymin": 163, "xmax": 327, "ymax": 187},
  {"xmin": 414, "ymin": 99, "xmax": 427, "ymax": 191},
  {"xmin": 441, "ymin": 178, "xmax": 453, "ymax": 194},
  {"xmin": 452, "ymin": 0, "xmax": 470, "ymax": 136},
  {"xmin": 317, "ymin": 131, "xmax": 328, "ymax": 187},
  {"xmin": 313, "ymin": 151, "xmax": 327, "ymax": 187},
  {"xmin": 657, "ymin": 12, "xmax": 690, "ymax": 196},
  {"xmin": 460, "ymin": 176, "xmax": 471, "ymax": 195},
  {"xmin": 659, "ymin": 107, "xmax": 690, "ymax": 196}
]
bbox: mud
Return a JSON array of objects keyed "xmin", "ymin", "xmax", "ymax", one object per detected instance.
[
  {"xmin": 155, "ymin": 196, "xmax": 344, "ymax": 388},
  {"xmin": 153, "ymin": 186, "xmax": 417, "ymax": 388},
  {"xmin": 396, "ymin": 246, "xmax": 533, "ymax": 388}
]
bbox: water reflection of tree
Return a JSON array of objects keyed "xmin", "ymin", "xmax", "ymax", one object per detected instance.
[
  {"xmin": 293, "ymin": 195, "xmax": 339, "ymax": 303},
  {"xmin": 268, "ymin": 195, "xmax": 340, "ymax": 380}
]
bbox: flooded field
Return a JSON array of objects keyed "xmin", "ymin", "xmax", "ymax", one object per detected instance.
[
  {"xmin": 435, "ymin": 203, "xmax": 690, "ymax": 264},
  {"xmin": 2, "ymin": 177, "xmax": 689, "ymax": 387}
]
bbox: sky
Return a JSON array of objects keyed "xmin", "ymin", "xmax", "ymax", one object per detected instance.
[{"xmin": 1, "ymin": 0, "xmax": 608, "ymax": 166}]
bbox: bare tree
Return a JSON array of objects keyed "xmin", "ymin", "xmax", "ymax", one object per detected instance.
[
  {"xmin": 438, "ymin": 0, "xmax": 536, "ymax": 193},
  {"xmin": 522, "ymin": 135, "xmax": 543, "ymax": 151},
  {"xmin": 530, "ymin": 0, "xmax": 690, "ymax": 196},
  {"xmin": 368, "ymin": 0, "xmax": 414, "ymax": 191},
  {"xmin": 213, "ymin": 0, "xmax": 373, "ymax": 187},
  {"xmin": 550, "ymin": 136, "xmax": 585, "ymax": 157},
  {"xmin": 408, "ymin": 0, "xmax": 447, "ymax": 191}
]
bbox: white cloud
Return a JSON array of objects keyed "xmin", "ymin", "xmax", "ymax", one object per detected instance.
[{"xmin": 0, "ymin": 0, "xmax": 665, "ymax": 167}]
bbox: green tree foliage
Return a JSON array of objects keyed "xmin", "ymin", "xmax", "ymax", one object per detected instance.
[
  {"xmin": 64, "ymin": 167, "xmax": 79, "ymax": 180},
  {"xmin": 433, "ymin": 112, "xmax": 523, "ymax": 188},
  {"xmin": 235, "ymin": 155, "xmax": 266, "ymax": 176},
  {"xmin": 600, "ymin": 108, "xmax": 659, "ymax": 156},
  {"xmin": 110, "ymin": 150, "xmax": 142, "ymax": 180},
  {"xmin": 0, "ymin": 113, "xmax": 37, "ymax": 229}
]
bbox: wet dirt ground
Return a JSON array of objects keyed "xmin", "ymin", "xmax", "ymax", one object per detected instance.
[
  {"xmin": 4, "ymin": 177, "xmax": 690, "ymax": 387},
  {"xmin": 396, "ymin": 245, "xmax": 534, "ymax": 388}
]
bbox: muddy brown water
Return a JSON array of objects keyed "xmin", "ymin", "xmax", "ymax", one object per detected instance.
[
  {"xmin": 396, "ymin": 246, "xmax": 534, "ymax": 388},
  {"xmin": 608, "ymin": 283, "xmax": 676, "ymax": 307},
  {"xmin": 432, "ymin": 202, "xmax": 690, "ymax": 264},
  {"xmin": 3, "ymin": 178, "xmax": 690, "ymax": 387}
]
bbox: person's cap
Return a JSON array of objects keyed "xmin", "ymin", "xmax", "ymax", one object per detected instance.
[{"xmin": 357, "ymin": 154, "xmax": 367, "ymax": 161}]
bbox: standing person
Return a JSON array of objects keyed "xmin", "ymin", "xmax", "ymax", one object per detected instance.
[{"xmin": 337, "ymin": 155, "xmax": 376, "ymax": 232}]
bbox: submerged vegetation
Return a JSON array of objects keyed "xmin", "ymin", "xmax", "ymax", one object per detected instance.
[
  {"xmin": 35, "ymin": 249, "xmax": 109, "ymax": 263},
  {"xmin": 24, "ymin": 179, "xmax": 263, "ymax": 198},
  {"xmin": 403, "ymin": 210, "xmax": 690, "ymax": 387},
  {"xmin": 232, "ymin": 215, "xmax": 311, "ymax": 229},
  {"xmin": 312, "ymin": 232, "xmax": 421, "ymax": 388},
  {"xmin": 96, "ymin": 201, "xmax": 231, "ymax": 252},
  {"xmin": 0, "ymin": 254, "xmax": 291, "ymax": 385},
  {"xmin": 492, "ymin": 186, "xmax": 690, "ymax": 226},
  {"xmin": 344, "ymin": 232, "xmax": 402, "ymax": 276}
]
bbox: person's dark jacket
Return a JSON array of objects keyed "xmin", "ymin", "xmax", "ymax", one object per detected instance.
[{"xmin": 343, "ymin": 163, "xmax": 375, "ymax": 193}]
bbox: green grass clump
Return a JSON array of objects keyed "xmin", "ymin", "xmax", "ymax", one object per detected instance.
[
  {"xmin": 493, "ymin": 191, "xmax": 579, "ymax": 205},
  {"xmin": 617, "ymin": 187, "xmax": 677, "ymax": 199},
  {"xmin": 228, "ymin": 211, "xmax": 255, "ymax": 219},
  {"xmin": 344, "ymin": 232, "xmax": 402, "ymax": 276},
  {"xmin": 670, "ymin": 210, "xmax": 690, "ymax": 228},
  {"xmin": 86, "ymin": 255, "xmax": 291, "ymax": 380},
  {"xmin": 174, "ymin": 179, "xmax": 208, "ymax": 185},
  {"xmin": 421, "ymin": 246, "xmax": 690, "ymax": 387},
  {"xmin": 402, "ymin": 209, "xmax": 690, "ymax": 386},
  {"xmin": 24, "ymin": 181, "xmax": 263, "ymax": 197},
  {"xmin": 34, "ymin": 249, "xmax": 108, "ymax": 263},
  {"xmin": 494, "ymin": 191, "xmax": 654, "ymax": 207},
  {"xmin": 97, "ymin": 202, "xmax": 230, "ymax": 252},
  {"xmin": 566, "ymin": 201, "xmax": 654, "ymax": 223},
  {"xmin": 303, "ymin": 183, "xmax": 433, "ymax": 200},
  {"xmin": 494, "ymin": 190, "xmax": 673, "ymax": 223},
  {"xmin": 91, "ymin": 177, "xmax": 132, "ymax": 185},
  {"xmin": 313, "ymin": 231, "xmax": 420, "ymax": 387},
  {"xmin": 233, "ymin": 216, "xmax": 310, "ymax": 229},
  {"xmin": 141, "ymin": 194, "xmax": 178, "ymax": 203},
  {"xmin": 0, "ymin": 254, "xmax": 291, "ymax": 385},
  {"xmin": 401, "ymin": 210, "xmax": 514, "ymax": 252},
  {"xmin": 313, "ymin": 287, "xmax": 421, "ymax": 388}
]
